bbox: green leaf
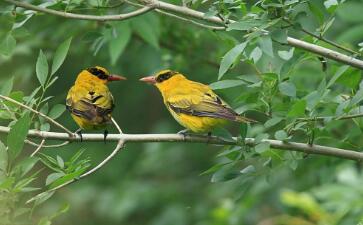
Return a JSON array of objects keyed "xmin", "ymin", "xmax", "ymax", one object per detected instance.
[
  {"xmin": 0, "ymin": 141, "xmax": 8, "ymax": 177},
  {"xmin": 271, "ymin": 29, "xmax": 287, "ymax": 44},
  {"xmin": 32, "ymin": 191, "xmax": 54, "ymax": 206},
  {"xmin": 48, "ymin": 104, "xmax": 66, "ymax": 119},
  {"xmin": 109, "ymin": 23, "xmax": 131, "ymax": 65},
  {"xmin": 240, "ymin": 165, "xmax": 256, "ymax": 174},
  {"xmin": 327, "ymin": 65, "xmax": 349, "ymax": 88},
  {"xmin": 255, "ymin": 142, "xmax": 270, "ymax": 154},
  {"xmin": 0, "ymin": 77, "xmax": 14, "ymax": 96},
  {"xmin": 240, "ymin": 123, "xmax": 248, "ymax": 140},
  {"xmin": 336, "ymin": 68, "xmax": 361, "ymax": 89},
  {"xmin": 51, "ymin": 37, "xmax": 72, "ymax": 75},
  {"xmin": 275, "ymin": 130, "xmax": 288, "ymax": 141},
  {"xmin": 336, "ymin": 2, "xmax": 363, "ymax": 23},
  {"xmin": 131, "ymin": 16, "xmax": 159, "ymax": 49},
  {"xmin": 7, "ymin": 113, "xmax": 31, "ymax": 161},
  {"xmin": 324, "ymin": 0, "xmax": 338, "ymax": 13},
  {"xmin": 278, "ymin": 48, "xmax": 294, "ymax": 60},
  {"xmin": 258, "ymin": 36, "xmax": 274, "ymax": 57},
  {"xmin": 212, "ymin": 127, "xmax": 234, "ymax": 142},
  {"xmin": 227, "ymin": 19, "xmax": 264, "ymax": 31},
  {"xmin": 279, "ymin": 81, "xmax": 296, "ymax": 97},
  {"xmin": 209, "ymin": 80, "xmax": 246, "ymax": 90},
  {"xmin": 36, "ymin": 50, "xmax": 49, "ymax": 87},
  {"xmin": 264, "ymin": 117, "xmax": 282, "ymax": 128},
  {"xmin": 15, "ymin": 157, "xmax": 39, "ymax": 177},
  {"xmin": 218, "ymin": 42, "xmax": 247, "ymax": 79},
  {"xmin": 308, "ymin": 2, "xmax": 324, "ymax": 24},
  {"xmin": 45, "ymin": 172, "xmax": 64, "ymax": 186},
  {"xmin": 287, "ymin": 100, "xmax": 306, "ymax": 117},
  {"xmin": 0, "ymin": 34, "xmax": 16, "ymax": 56},
  {"xmin": 249, "ymin": 47, "xmax": 262, "ymax": 63},
  {"xmin": 211, "ymin": 166, "xmax": 240, "ymax": 182}
]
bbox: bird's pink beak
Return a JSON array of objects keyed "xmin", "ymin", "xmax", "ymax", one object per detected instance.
[
  {"xmin": 108, "ymin": 74, "xmax": 127, "ymax": 81},
  {"xmin": 139, "ymin": 76, "xmax": 156, "ymax": 84}
]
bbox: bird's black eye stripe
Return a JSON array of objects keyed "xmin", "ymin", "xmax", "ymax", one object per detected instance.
[
  {"xmin": 156, "ymin": 71, "xmax": 177, "ymax": 83},
  {"xmin": 87, "ymin": 67, "xmax": 108, "ymax": 80}
]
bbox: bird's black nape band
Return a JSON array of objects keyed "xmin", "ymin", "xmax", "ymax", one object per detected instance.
[{"xmin": 86, "ymin": 67, "xmax": 108, "ymax": 80}]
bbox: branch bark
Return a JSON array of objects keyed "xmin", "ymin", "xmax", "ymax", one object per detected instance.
[
  {"xmin": 0, "ymin": 125, "xmax": 361, "ymax": 161},
  {"xmin": 4, "ymin": 0, "xmax": 154, "ymax": 21},
  {"xmin": 5, "ymin": 0, "xmax": 363, "ymax": 69}
]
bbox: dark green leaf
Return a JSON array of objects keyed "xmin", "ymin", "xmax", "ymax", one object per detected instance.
[
  {"xmin": 264, "ymin": 117, "xmax": 282, "ymax": 128},
  {"xmin": 255, "ymin": 142, "xmax": 270, "ymax": 153},
  {"xmin": 227, "ymin": 19, "xmax": 264, "ymax": 31},
  {"xmin": 48, "ymin": 104, "xmax": 66, "ymax": 119},
  {"xmin": 0, "ymin": 141, "xmax": 8, "ymax": 177},
  {"xmin": 7, "ymin": 113, "xmax": 31, "ymax": 160},
  {"xmin": 240, "ymin": 123, "xmax": 248, "ymax": 140}
]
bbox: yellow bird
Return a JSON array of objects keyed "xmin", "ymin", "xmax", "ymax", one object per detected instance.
[
  {"xmin": 140, "ymin": 70, "xmax": 255, "ymax": 134},
  {"xmin": 66, "ymin": 66, "xmax": 126, "ymax": 141}
]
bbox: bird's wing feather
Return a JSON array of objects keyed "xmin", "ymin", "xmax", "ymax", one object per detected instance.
[
  {"xmin": 166, "ymin": 88, "xmax": 239, "ymax": 121},
  {"xmin": 66, "ymin": 85, "xmax": 114, "ymax": 121}
]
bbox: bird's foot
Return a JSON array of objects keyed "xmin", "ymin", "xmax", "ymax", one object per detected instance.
[
  {"xmin": 206, "ymin": 132, "xmax": 212, "ymax": 144},
  {"xmin": 177, "ymin": 129, "xmax": 189, "ymax": 141},
  {"xmin": 75, "ymin": 129, "xmax": 83, "ymax": 142},
  {"xmin": 103, "ymin": 129, "xmax": 108, "ymax": 143}
]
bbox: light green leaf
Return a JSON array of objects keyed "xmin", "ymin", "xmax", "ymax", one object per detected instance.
[
  {"xmin": 279, "ymin": 81, "xmax": 296, "ymax": 97},
  {"xmin": 278, "ymin": 48, "xmax": 294, "ymax": 60},
  {"xmin": 258, "ymin": 36, "xmax": 274, "ymax": 57},
  {"xmin": 227, "ymin": 19, "xmax": 264, "ymax": 31},
  {"xmin": 336, "ymin": 68, "xmax": 361, "ymax": 88},
  {"xmin": 109, "ymin": 23, "xmax": 131, "ymax": 65},
  {"xmin": 0, "ymin": 141, "xmax": 8, "ymax": 176},
  {"xmin": 327, "ymin": 65, "xmax": 349, "ymax": 88},
  {"xmin": 48, "ymin": 104, "xmax": 66, "ymax": 119},
  {"xmin": 0, "ymin": 34, "xmax": 16, "ymax": 56},
  {"xmin": 51, "ymin": 37, "xmax": 72, "ymax": 75},
  {"xmin": 7, "ymin": 113, "xmax": 31, "ymax": 160},
  {"xmin": 0, "ymin": 77, "xmax": 14, "ymax": 96},
  {"xmin": 324, "ymin": 0, "xmax": 338, "ymax": 13},
  {"xmin": 218, "ymin": 42, "xmax": 247, "ymax": 79},
  {"xmin": 209, "ymin": 80, "xmax": 246, "ymax": 90},
  {"xmin": 240, "ymin": 165, "xmax": 256, "ymax": 174},
  {"xmin": 275, "ymin": 130, "xmax": 288, "ymax": 141},
  {"xmin": 255, "ymin": 142, "xmax": 270, "ymax": 154},
  {"xmin": 249, "ymin": 47, "xmax": 263, "ymax": 63},
  {"xmin": 36, "ymin": 50, "xmax": 49, "ymax": 87},
  {"xmin": 287, "ymin": 100, "xmax": 306, "ymax": 117},
  {"xmin": 264, "ymin": 117, "xmax": 282, "ymax": 128}
]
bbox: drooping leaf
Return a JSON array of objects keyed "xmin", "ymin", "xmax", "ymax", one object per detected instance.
[
  {"xmin": 0, "ymin": 77, "xmax": 14, "ymax": 96},
  {"xmin": 287, "ymin": 100, "xmax": 306, "ymax": 117},
  {"xmin": 279, "ymin": 81, "xmax": 296, "ymax": 97},
  {"xmin": 218, "ymin": 42, "xmax": 247, "ymax": 79},
  {"xmin": 36, "ymin": 50, "xmax": 49, "ymax": 87},
  {"xmin": 51, "ymin": 37, "xmax": 72, "ymax": 75},
  {"xmin": 109, "ymin": 23, "xmax": 131, "ymax": 65},
  {"xmin": 258, "ymin": 36, "xmax": 274, "ymax": 57},
  {"xmin": 7, "ymin": 113, "xmax": 31, "ymax": 161}
]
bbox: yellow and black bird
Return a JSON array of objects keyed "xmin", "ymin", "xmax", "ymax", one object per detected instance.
[
  {"xmin": 140, "ymin": 70, "xmax": 255, "ymax": 134},
  {"xmin": 66, "ymin": 66, "xmax": 126, "ymax": 141}
]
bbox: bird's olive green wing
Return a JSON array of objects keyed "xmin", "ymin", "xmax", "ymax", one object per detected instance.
[
  {"xmin": 66, "ymin": 85, "xmax": 114, "ymax": 122},
  {"xmin": 166, "ymin": 90, "xmax": 241, "ymax": 121}
]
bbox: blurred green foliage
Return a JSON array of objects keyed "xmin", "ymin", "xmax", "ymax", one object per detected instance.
[{"xmin": 1, "ymin": 0, "xmax": 363, "ymax": 224}]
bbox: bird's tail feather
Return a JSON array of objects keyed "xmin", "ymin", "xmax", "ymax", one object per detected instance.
[{"xmin": 235, "ymin": 115, "xmax": 257, "ymax": 123}]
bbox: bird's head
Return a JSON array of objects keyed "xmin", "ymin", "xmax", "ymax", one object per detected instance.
[
  {"xmin": 139, "ymin": 70, "xmax": 185, "ymax": 88},
  {"xmin": 80, "ymin": 66, "xmax": 126, "ymax": 84}
]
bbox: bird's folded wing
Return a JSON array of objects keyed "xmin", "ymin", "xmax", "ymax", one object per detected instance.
[
  {"xmin": 66, "ymin": 86, "xmax": 114, "ymax": 120},
  {"xmin": 166, "ymin": 91, "xmax": 239, "ymax": 121}
]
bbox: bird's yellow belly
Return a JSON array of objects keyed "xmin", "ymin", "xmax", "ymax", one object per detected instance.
[
  {"xmin": 71, "ymin": 114, "xmax": 108, "ymax": 130},
  {"xmin": 169, "ymin": 110, "xmax": 226, "ymax": 133}
]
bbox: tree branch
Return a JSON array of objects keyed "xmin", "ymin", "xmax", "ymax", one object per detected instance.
[
  {"xmin": 0, "ymin": 125, "xmax": 361, "ymax": 161},
  {"xmin": 4, "ymin": 0, "xmax": 154, "ymax": 21},
  {"xmin": 6, "ymin": 0, "xmax": 363, "ymax": 69}
]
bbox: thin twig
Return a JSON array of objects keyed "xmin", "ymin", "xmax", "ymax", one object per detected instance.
[
  {"xmin": 26, "ymin": 118, "xmax": 126, "ymax": 203},
  {"xmin": 25, "ymin": 139, "xmax": 70, "ymax": 148},
  {"xmin": 0, "ymin": 95, "xmax": 73, "ymax": 136},
  {"xmin": 30, "ymin": 139, "xmax": 45, "ymax": 157},
  {"xmin": 298, "ymin": 113, "xmax": 363, "ymax": 122},
  {"xmin": 4, "ymin": 0, "xmax": 154, "ymax": 21}
]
